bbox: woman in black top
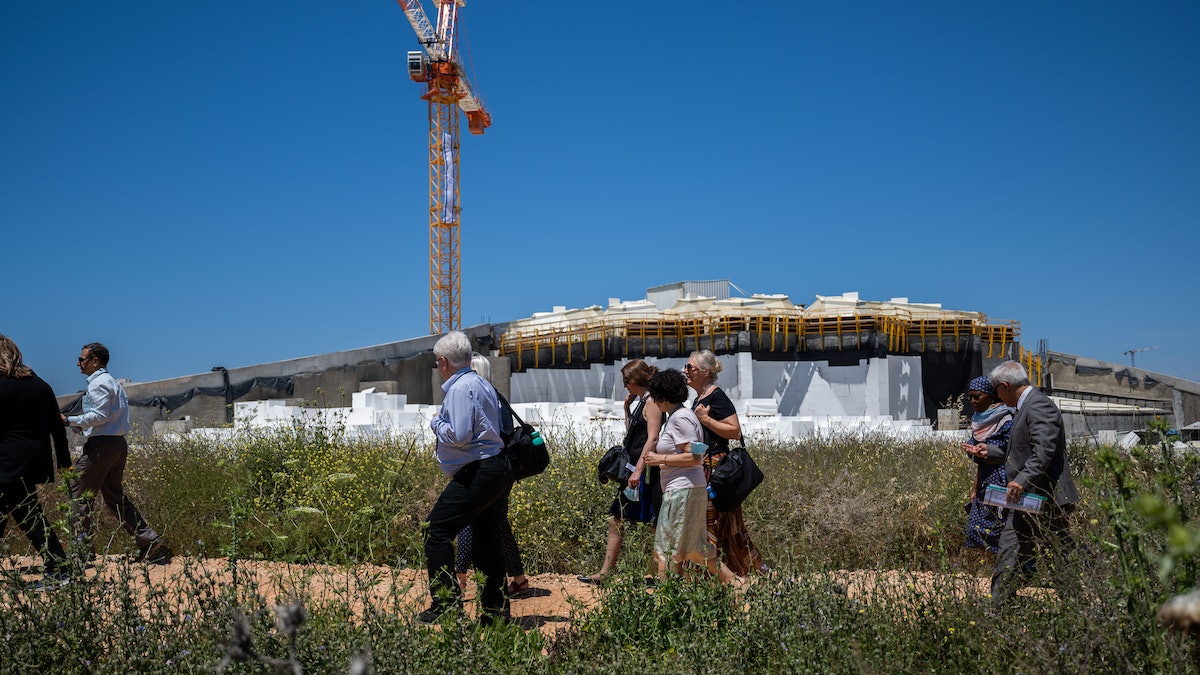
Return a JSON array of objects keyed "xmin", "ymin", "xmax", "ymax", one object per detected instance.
[
  {"xmin": 0, "ymin": 334, "xmax": 72, "ymax": 586},
  {"xmin": 686, "ymin": 349, "xmax": 766, "ymax": 577},
  {"xmin": 578, "ymin": 359, "xmax": 663, "ymax": 583}
]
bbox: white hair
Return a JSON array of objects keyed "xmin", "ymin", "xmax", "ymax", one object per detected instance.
[
  {"xmin": 690, "ymin": 350, "xmax": 722, "ymax": 381},
  {"xmin": 989, "ymin": 361, "xmax": 1030, "ymax": 388},
  {"xmin": 433, "ymin": 331, "xmax": 473, "ymax": 368},
  {"xmin": 470, "ymin": 353, "xmax": 493, "ymax": 383}
]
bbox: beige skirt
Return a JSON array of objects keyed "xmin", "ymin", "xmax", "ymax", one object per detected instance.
[{"xmin": 654, "ymin": 487, "xmax": 715, "ymax": 564}]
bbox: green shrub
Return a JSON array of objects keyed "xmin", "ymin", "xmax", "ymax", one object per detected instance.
[{"xmin": 3, "ymin": 422, "xmax": 1199, "ymax": 673}]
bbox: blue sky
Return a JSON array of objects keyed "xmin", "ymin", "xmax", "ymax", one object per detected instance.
[{"xmin": 3, "ymin": 1, "xmax": 1198, "ymax": 396}]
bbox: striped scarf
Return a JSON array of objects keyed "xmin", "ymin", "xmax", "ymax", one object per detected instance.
[{"xmin": 970, "ymin": 403, "xmax": 1016, "ymax": 443}]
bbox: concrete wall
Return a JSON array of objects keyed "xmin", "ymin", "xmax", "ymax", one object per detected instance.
[
  {"xmin": 55, "ymin": 324, "xmax": 499, "ymax": 438},
  {"xmin": 1045, "ymin": 351, "xmax": 1200, "ymax": 427},
  {"xmin": 1063, "ymin": 412, "xmax": 1164, "ymax": 438},
  {"xmin": 508, "ymin": 355, "xmax": 923, "ymax": 420}
]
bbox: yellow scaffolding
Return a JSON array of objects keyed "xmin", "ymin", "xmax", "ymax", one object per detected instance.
[
  {"xmin": 498, "ymin": 310, "xmax": 1021, "ymax": 370},
  {"xmin": 1019, "ymin": 344, "xmax": 1044, "ymax": 387}
]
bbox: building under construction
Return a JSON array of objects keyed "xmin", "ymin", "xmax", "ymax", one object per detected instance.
[{"xmin": 496, "ymin": 283, "xmax": 1032, "ymax": 420}]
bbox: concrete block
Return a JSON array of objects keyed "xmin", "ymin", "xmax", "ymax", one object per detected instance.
[
  {"xmin": 151, "ymin": 418, "xmax": 194, "ymax": 437},
  {"xmin": 359, "ymin": 380, "xmax": 400, "ymax": 395},
  {"xmin": 745, "ymin": 398, "xmax": 779, "ymax": 416}
]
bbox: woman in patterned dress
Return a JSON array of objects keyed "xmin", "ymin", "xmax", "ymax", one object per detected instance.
[{"xmin": 961, "ymin": 375, "xmax": 1016, "ymax": 552}]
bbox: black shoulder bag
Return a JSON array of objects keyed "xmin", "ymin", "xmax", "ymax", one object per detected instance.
[
  {"xmin": 707, "ymin": 438, "xmax": 764, "ymax": 512},
  {"xmin": 597, "ymin": 395, "xmax": 646, "ymax": 484},
  {"xmin": 497, "ymin": 393, "xmax": 549, "ymax": 480}
]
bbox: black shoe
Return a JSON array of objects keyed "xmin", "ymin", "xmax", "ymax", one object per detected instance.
[
  {"xmin": 134, "ymin": 540, "xmax": 173, "ymax": 565},
  {"xmin": 576, "ymin": 574, "xmax": 604, "ymax": 585},
  {"xmin": 478, "ymin": 609, "xmax": 513, "ymax": 627},
  {"xmin": 417, "ymin": 604, "xmax": 458, "ymax": 625}
]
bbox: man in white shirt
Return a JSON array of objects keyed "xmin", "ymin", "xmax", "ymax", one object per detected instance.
[{"xmin": 63, "ymin": 343, "xmax": 170, "ymax": 564}]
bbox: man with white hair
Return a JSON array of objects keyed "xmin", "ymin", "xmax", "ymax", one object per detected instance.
[
  {"xmin": 419, "ymin": 331, "xmax": 514, "ymax": 625},
  {"xmin": 988, "ymin": 360, "xmax": 1079, "ymax": 609}
]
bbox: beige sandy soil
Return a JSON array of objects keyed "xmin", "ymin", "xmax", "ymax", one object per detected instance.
[
  {"xmin": 4, "ymin": 554, "xmax": 601, "ymax": 637},
  {"xmin": 7, "ymin": 555, "xmax": 1033, "ymax": 635}
]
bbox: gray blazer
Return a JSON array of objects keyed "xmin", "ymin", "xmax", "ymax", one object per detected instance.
[{"xmin": 1007, "ymin": 387, "xmax": 1079, "ymax": 507}]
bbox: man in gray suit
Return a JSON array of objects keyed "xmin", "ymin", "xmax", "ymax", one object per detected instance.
[{"xmin": 989, "ymin": 360, "xmax": 1079, "ymax": 608}]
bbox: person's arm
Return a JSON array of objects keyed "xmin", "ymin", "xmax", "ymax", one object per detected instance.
[
  {"xmin": 695, "ymin": 404, "xmax": 741, "ymax": 440},
  {"xmin": 430, "ymin": 385, "xmax": 475, "ymax": 448},
  {"xmin": 645, "ymin": 448, "xmax": 703, "ymax": 468},
  {"xmin": 67, "ymin": 379, "xmax": 113, "ymax": 430},
  {"xmin": 47, "ymin": 395, "xmax": 71, "ymax": 471},
  {"xmin": 1008, "ymin": 397, "xmax": 1059, "ymax": 500},
  {"xmin": 628, "ymin": 399, "xmax": 662, "ymax": 488}
]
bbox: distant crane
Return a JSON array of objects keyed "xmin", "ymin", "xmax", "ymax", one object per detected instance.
[
  {"xmin": 1124, "ymin": 346, "xmax": 1159, "ymax": 368},
  {"xmin": 397, "ymin": 0, "xmax": 491, "ymax": 334}
]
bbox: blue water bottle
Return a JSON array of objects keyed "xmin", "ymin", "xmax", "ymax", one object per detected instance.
[
  {"xmin": 530, "ymin": 430, "xmax": 544, "ymax": 446},
  {"xmin": 706, "ymin": 485, "xmax": 717, "ymax": 500}
]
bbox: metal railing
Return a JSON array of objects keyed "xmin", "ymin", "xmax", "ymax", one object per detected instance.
[{"xmin": 499, "ymin": 312, "xmax": 1021, "ymax": 370}]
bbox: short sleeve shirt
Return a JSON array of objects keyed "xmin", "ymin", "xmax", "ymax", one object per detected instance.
[{"xmin": 657, "ymin": 406, "xmax": 706, "ymax": 491}]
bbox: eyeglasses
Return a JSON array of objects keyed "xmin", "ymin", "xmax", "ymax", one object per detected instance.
[
  {"xmin": 683, "ymin": 364, "xmax": 697, "ymax": 372},
  {"xmin": 77, "ymin": 356, "xmax": 92, "ymax": 364},
  {"xmin": 621, "ymin": 376, "xmax": 630, "ymax": 385}
]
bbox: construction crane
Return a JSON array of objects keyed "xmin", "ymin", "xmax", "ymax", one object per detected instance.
[
  {"xmin": 397, "ymin": 0, "xmax": 491, "ymax": 334},
  {"xmin": 1124, "ymin": 346, "xmax": 1159, "ymax": 368}
]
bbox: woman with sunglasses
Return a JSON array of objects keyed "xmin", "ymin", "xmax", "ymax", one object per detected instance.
[
  {"xmin": 684, "ymin": 350, "xmax": 767, "ymax": 576},
  {"xmin": 578, "ymin": 359, "xmax": 663, "ymax": 584}
]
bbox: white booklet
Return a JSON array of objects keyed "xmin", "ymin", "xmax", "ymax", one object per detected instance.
[{"xmin": 982, "ymin": 484, "xmax": 1047, "ymax": 513}]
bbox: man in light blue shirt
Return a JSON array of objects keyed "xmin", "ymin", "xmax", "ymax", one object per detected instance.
[
  {"xmin": 419, "ymin": 331, "xmax": 514, "ymax": 625},
  {"xmin": 63, "ymin": 342, "xmax": 169, "ymax": 563}
]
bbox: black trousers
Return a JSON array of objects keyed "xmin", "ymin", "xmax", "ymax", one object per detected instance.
[
  {"xmin": 69, "ymin": 436, "xmax": 158, "ymax": 551},
  {"xmin": 424, "ymin": 454, "xmax": 513, "ymax": 614},
  {"xmin": 0, "ymin": 479, "xmax": 67, "ymax": 572}
]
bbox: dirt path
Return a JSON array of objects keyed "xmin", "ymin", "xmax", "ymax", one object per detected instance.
[
  {"xmin": 6, "ymin": 555, "xmax": 1012, "ymax": 635},
  {"xmin": 5, "ymin": 554, "xmax": 602, "ymax": 637}
]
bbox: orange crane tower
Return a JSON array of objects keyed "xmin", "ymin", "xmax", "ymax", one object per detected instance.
[{"xmin": 397, "ymin": 0, "xmax": 491, "ymax": 334}]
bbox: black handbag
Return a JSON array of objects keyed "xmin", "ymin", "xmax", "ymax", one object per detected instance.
[
  {"xmin": 597, "ymin": 445, "xmax": 632, "ymax": 484},
  {"xmin": 707, "ymin": 443, "xmax": 764, "ymax": 512},
  {"xmin": 497, "ymin": 394, "xmax": 549, "ymax": 481}
]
